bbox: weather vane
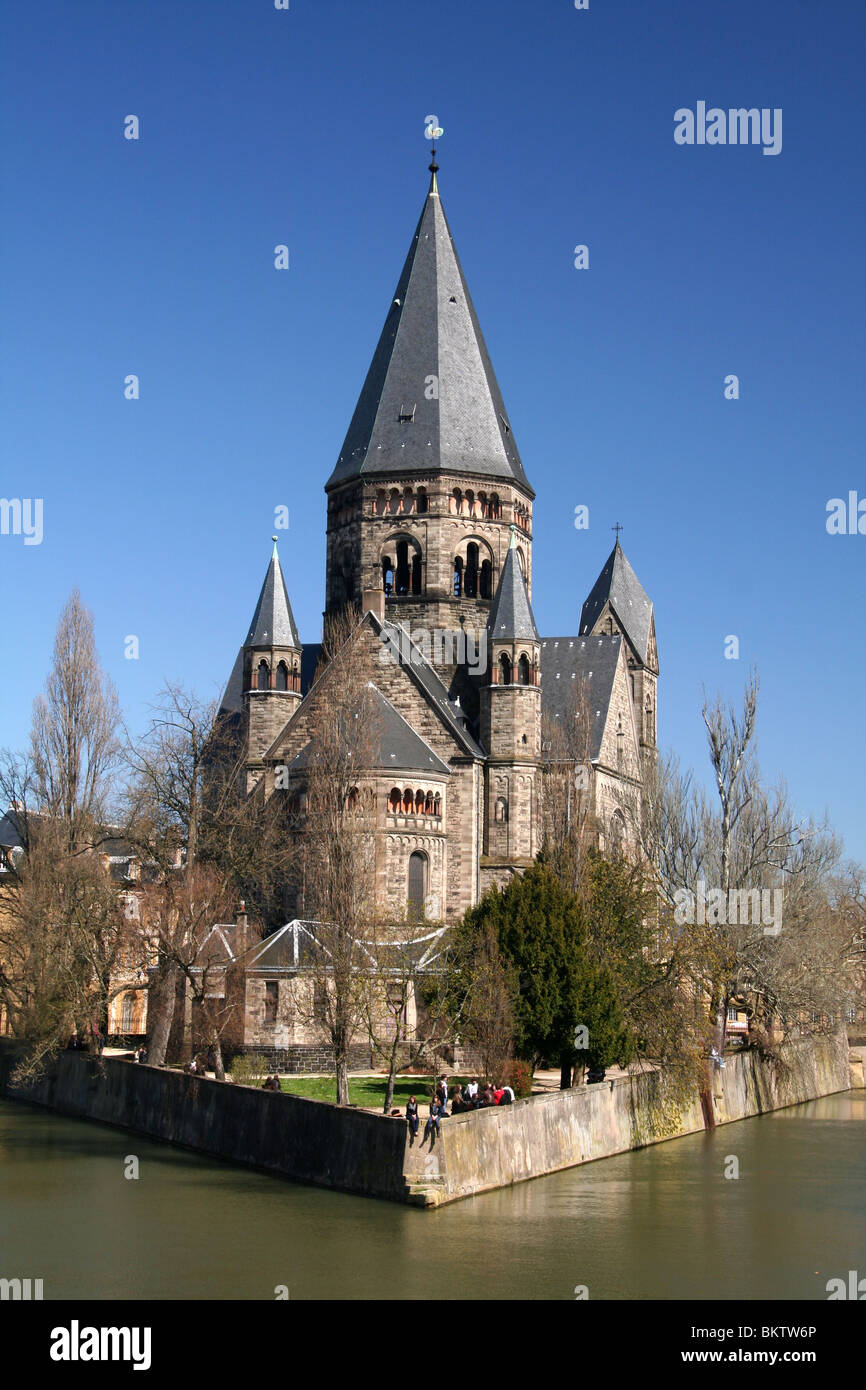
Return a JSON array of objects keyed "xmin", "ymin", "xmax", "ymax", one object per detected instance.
[{"xmin": 425, "ymin": 114, "xmax": 444, "ymax": 173}]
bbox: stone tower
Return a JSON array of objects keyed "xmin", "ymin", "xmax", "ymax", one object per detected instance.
[
  {"xmin": 480, "ymin": 528, "xmax": 541, "ymax": 889},
  {"xmin": 323, "ymin": 162, "xmax": 535, "ymax": 701},
  {"xmin": 241, "ymin": 537, "xmax": 303, "ymax": 791},
  {"xmin": 580, "ymin": 539, "xmax": 659, "ymax": 769}
]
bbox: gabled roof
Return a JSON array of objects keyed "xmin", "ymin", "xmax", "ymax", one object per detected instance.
[
  {"xmin": 286, "ymin": 684, "xmax": 451, "ymax": 778},
  {"xmin": 375, "ymin": 616, "xmax": 485, "ymax": 759},
  {"xmin": 579, "ymin": 541, "xmax": 654, "ymax": 666},
  {"xmin": 540, "ymin": 634, "xmax": 623, "ymax": 762},
  {"xmin": 246, "ymin": 539, "xmax": 300, "ymax": 650},
  {"xmin": 487, "ymin": 536, "xmax": 539, "ymax": 643},
  {"xmin": 326, "ymin": 174, "xmax": 532, "ymax": 496}
]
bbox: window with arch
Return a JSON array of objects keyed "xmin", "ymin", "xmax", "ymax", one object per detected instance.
[
  {"xmin": 480, "ymin": 559, "xmax": 492, "ymax": 599},
  {"xmin": 499, "ymin": 653, "xmax": 512, "ymax": 685},
  {"xmin": 645, "ymin": 696, "xmax": 654, "ymax": 744},
  {"xmin": 494, "ymin": 796, "xmax": 508, "ymax": 824},
  {"xmin": 414, "ymin": 789, "xmax": 425, "ymax": 814},
  {"xmin": 609, "ymin": 810, "xmax": 626, "ymax": 858},
  {"xmin": 256, "ymin": 660, "xmax": 270, "ymax": 691},
  {"xmin": 453, "ymin": 556, "xmax": 463, "ymax": 597},
  {"xmin": 407, "ymin": 851, "xmax": 428, "ymax": 914},
  {"xmin": 517, "ymin": 653, "xmax": 530, "ymax": 685},
  {"xmin": 388, "ymin": 489, "xmax": 401, "ymax": 515},
  {"xmin": 382, "ymin": 556, "xmax": 394, "ymax": 595},
  {"xmin": 490, "ymin": 493, "xmax": 501, "ymax": 519},
  {"xmin": 402, "ymin": 787, "xmax": 414, "ymax": 814},
  {"xmin": 433, "ymin": 794, "xmax": 441, "ymax": 816},
  {"xmin": 516, "ymin": 547, "xmax": 526, "ymax": 577},
  {"xmin": 346, "ymin": 786, "xmax": 360, "ymax": 813},
  {"xmin": 388, "ymin": 787, "xmax": 402, "ymax": 813},
  {"xmin": 417, "ymin": 488, "xmax": 428, "ymax": 514},
  {"xmin": 450, "ymin": 488, "xmax": 461, "ymax": 515},
  {"xmin": 465, "ymin": 542, "xmax": 479, "ymax": 598},
  {"xmin": 395, "ymin": 539, "xmax": 411, "ymax": 596},
  {"xmin": 275, "ymin": 661, "xmax": 288, "ymax": 691},
  {"xmin": 424, "ymin": 791, "xmax": 434, "ymax": 814}
]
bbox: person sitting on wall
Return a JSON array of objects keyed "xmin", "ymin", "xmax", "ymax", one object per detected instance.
[
  {"xmin": 492, "ymin": 1084, "xmax": 505, "ymax": 1105},
  {"xmin": 406, "ymin": 1095, "xmax": 419, "ymax": 1145},
  {"xmin": 449, "ymin": 1084, "xmax": 466, "ymax": 1113},
  {"xmin": 138, "ymin": 1046, "xmax": 147, "ymax": 1064},
  {"xmin": 423, "ymin": 1094, "xmax": 444, "ymax": 1143},
  {"xmin": 465, "ymin": 1078, "xmax": 478, "ymax": 1101},
  {"xmin": 500, "ymin": 1084, "xmax": 515, "ymax": 1105}
]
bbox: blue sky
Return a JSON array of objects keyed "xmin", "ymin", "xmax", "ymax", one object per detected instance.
[{"xmin": 2, "ymin": 0, "xmax": 864, "ymax": 861}]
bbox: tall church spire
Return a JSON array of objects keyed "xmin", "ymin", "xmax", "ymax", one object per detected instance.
[{"xmin": 326, "ymin": 171, "xmax": 532, "ymax": 494}]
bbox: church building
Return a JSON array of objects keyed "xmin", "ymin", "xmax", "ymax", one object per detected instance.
[{"xmin": 219, "ymin": 156, "xmax": 658, "ymax": 926}]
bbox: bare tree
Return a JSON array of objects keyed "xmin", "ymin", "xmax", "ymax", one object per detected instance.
[
  {"xmin": 360, "ymin": 912, "xmax": 445, "ymax": 1114},
  {"xmin": 539, "ymin": 676, "xmax": 598, "ymax": 897},
  {"xmin": 290, "ymin": 609, "xmax": 381, "ymax": 1105},
  {"xmin": 29, "ymin": 590, "xmax": 121, "ymax": 850},
  {"xmin": 137, "ymin": 863, "xmax": 239, "ymax": 1078}
]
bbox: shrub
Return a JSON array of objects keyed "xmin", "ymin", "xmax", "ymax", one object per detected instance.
[
  {"xmin": 229, "ymin": 1052, "xmax": 270, "ymax": 1088},
  {"xmin": 507, "ymin": 1059, "xmax": 533, "ymax": 1099}
]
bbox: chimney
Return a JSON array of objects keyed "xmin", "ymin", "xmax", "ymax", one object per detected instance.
[
  {"xmin": 362, "ymin": 586, "xmax": 386, "ymax": 622},
  {"xmin": 236, "ymin": 899, "xmax": 249, "ymax": 953}
]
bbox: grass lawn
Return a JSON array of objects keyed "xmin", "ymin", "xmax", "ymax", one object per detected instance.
[{"xmin": 277, "ymin": 1075, "xmax": 468, "ymax": 1109}]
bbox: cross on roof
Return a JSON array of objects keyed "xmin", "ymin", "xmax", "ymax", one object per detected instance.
[{"xmin": 612, "ymin": 521, "xmax": 623, "ymax": 541}]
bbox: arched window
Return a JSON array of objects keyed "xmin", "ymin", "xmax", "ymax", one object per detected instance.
[
  {"xmin": 402, "ymin": 787, "xmax": 414, "ymax": 814},
  {"xmin": 645, "ymin": 697, "xmax": 654, "ymax": 744},
  {"xmin": 610, "ymin": 810, "xmax": 626, "ymax": 858},
  {"xmin": 478, "ymin": 491, "xmax": 488, "ymax": 517},
  {"xmin": 256, "ymin": 660, "xmax": 269, "ymax": 691},
  {"xmin": 516, "ymin": 547, "xmax": 526, "ymax": 576},
  {"xmin": 490, "ymin": 493, "xmax": 500, "ymax": 519},
  {"xmin": 411, "ymin": 552, "xmax": 422, "ymax": 595},
  {"xmin": 382, "ymin": 556, "xmax": 394, "ymax": 595},
  {"xmin": 346, "ymin": 787, "xmax": 359, "ymax": 813},
  {"xmin": 407, "ymin": 851, "xmax": 427, "ymax": 914},
  {"xmin": 275, "ymin": 661, "xmax": 288, "ymax": 691},
  {"xmin": 461, "ymin": 491, "xmax": 472, "ymax": 517},
  {"xmin": 424, "ymin": 791, "xmax": 434, "ymax": 814},
  {"xmin": 395, "ymin": 540, "xmax": 410, "ymax": 596},
  {"xmin": 465, "ymin": 543, "xmax": 479, "ymax": 598},
  {"xmin": 415, "ymin": 789, "xmax": 425, "ymax": 814},
  {"xmin": 616, "ymin": 715, "xmax": 624, "ymax": 770},
  {"xmin": 389, "ymin": 489, "xmax": 401, "ymax": 515},
  {"xmin": 417, "ymin": 488, "xmax": 428, "ymax": 514},
  {"xmin": 499, "ymin": 653, "xmax": 512, "ymax": 685},
  {"xmin": 388, "ymin": 787, "xmax": 401, "ymax": 813},
  {"xmin": 376, "ymin": 489, "xmax": 387, "ymax": 515},
  {"xmin": 433, "ymin": 794, "xmax": 441, "ymax": 816},
  {"xmin": 450, "ymin": 489, "xmax": 461, "ymax": 516},
  {"xmin": 453, "ymin": 556, "xmax": 463, "ymax": 597},
  {"xmin": 494, "ymin": 797, "xmax": 508, "ymax": 824},
  {"xmin": 480, "ymin": 559, "xmax": 492, "ymax": 599},
  {"xmin": 517, "ymin": 654, "xmax": 530, "ymax": 685},
  {"xmin": 403, "ymin": 486, "xmax": 414, "ymax": 514}
]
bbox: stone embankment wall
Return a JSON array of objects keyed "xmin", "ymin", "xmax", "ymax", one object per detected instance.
[
  {"xmin": 0, "ymin": 1033, "xmax": 854, "ymax": 1209},
  {"xmin": 403, "ymin": 1032, "xmax": 854, "ymax": 1205},
  {"xmin": 0, "ymin": 1047, "xmax": 408, "ymax": 1203}
]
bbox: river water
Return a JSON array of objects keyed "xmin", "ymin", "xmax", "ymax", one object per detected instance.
[{"xmin": 0, "ymin": 1092, "xmax": 863, "ymax": 1300}]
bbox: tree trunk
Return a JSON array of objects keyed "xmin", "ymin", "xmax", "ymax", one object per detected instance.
[
  {"xmin": 559, "ymin": 1057, "xmax": 573, "ymax": 1090},
  {"xmin": 383, "ymin": 1018, "xmax": 402, "ymax": 1114},
  {"xmin": 210, "ymin": 1027, "xmax": 225, "ymax": 1082},
  {"xmin": 335, "ymin": 1051, "xmax": 350, "ymax": 1106},
  {"xmin": 147, "ymin": 967, "xmax": 176, "ymax": 1067}
]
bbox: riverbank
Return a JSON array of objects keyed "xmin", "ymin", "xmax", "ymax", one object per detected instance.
[{"xmin": 0, "ymin": 1034, "xmax": 855, "ymax": 1208}]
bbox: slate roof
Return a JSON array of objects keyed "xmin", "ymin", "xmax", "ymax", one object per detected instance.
[
  {"xmin": 375, "ymin": 616, "xmax": 485, "ymax": 759},
  {"xmin": 487, "ymin": 542, "xmax": 539, "ymax": 643},
  {"xmin": 326, "ymin": 174, "xmax": 533, "ymax": 496},
  {"xmin": 286, "ymin": 684, "xmax": 451, "ymax": 778},
  {"xmin": 246, "ymin": 543, "xmax": 300, "ymax": 650},
  {"xmin": 219, "ymin": 542, "xmax": 301, "ymax": 714},
  {"xmin": 579, "ymin": 541, "xmax": 654, "ymax": 666},
  {"xmin": 540, "ymin": 634, "xmax": 623, "ymax": 762}
]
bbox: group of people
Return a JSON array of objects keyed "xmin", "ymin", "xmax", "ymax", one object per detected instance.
[
  {"xmin": 405, "ymin": 1075, "xmax": 517, "ymax": 1146},
  {"xmin": 261, "ymin": 1074, "xmax": 282, "ymax": 1091}
]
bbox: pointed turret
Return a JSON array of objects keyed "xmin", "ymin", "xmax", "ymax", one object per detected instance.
[
  {"xmin": 220, "ymin": 539, "xmax": 303, "ymax": 791},
  {"xmin": 487, "ymin": 529, "xmax": 540, "ymax": 645},
  {"xmin": 580, "ymin": 538, "xmax": 658, "ymax": 761},
  {"xmin": 480, "ymin": 529, "xmax": 541, "ymax": 870}
]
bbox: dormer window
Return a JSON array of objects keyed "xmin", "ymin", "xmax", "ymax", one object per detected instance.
[{"xmin": 398, "ymin": 404, "xmax": 416, "ymax": 423}]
